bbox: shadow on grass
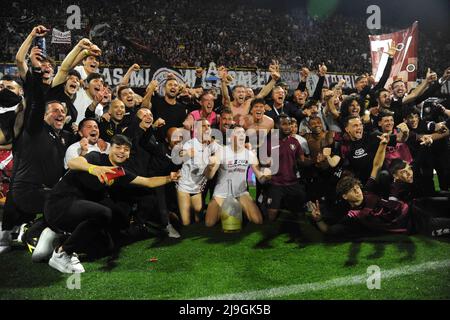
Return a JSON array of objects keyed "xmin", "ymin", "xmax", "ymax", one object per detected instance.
[
  {"xmin": 249, "ymin": 210, "xmax": 436, "ymax": 267},
  {"xmin": 145, "ymin": 215, "xmax": 263, "ymax": 250},
  {"xmin": 0, "ymin": 248, "xmax": 62, "ymax": 291}
]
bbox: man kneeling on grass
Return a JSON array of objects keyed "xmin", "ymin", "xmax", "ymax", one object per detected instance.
[
  {"xmin": 308, "ymin": 133, "xmax": 450, "ymax": 238},
  {"xmin": 41, "ymin": 134, "xmax": 180, "ymax": 273}
]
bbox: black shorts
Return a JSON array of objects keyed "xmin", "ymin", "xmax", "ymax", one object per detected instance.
[{"xmin": 266, "ymin": 182, "xmax": 307, "ymax": 210}]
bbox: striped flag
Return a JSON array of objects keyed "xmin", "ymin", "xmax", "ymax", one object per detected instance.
[{"xmin": 369, "ymin": 21, "xmax": 418, "ymax": 89}]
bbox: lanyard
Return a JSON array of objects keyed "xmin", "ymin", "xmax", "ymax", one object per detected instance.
[{"xmin": 273, "ymin": 104, "xmax": 284, "ymax": 116}]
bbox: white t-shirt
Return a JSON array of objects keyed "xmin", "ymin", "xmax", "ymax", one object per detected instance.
[
  {"xmin": 177, "ymin": 138, "xmax": 220, "ymax": 194},
  {"xmin": 213, "ymin": 146, "xmax": 257, "ymax": 198},
  {"xmin": 64, "ymin": 141, "xmax": 111, "ymax": 169},
  {"xmin": 293, "ymin": 134, "xmax": 310, "ymax": 155},
  {"xmin": 74, "ymin": 65, "xmax": 97, "ymax": 81},
  {"xmin": 72, "ymin": 89, "xmax": 104, "ymax": 124}
]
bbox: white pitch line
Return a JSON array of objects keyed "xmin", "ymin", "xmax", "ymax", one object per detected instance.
[{"xmin": 195, "ymin": 259, "xmax": 450, "ymax": 300}]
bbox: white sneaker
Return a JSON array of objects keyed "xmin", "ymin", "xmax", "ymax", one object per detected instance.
[
  {"xmin": 70, "ymin": 253, "xmax": 85, "ymax": 273},
  {"xmin": 0, "ymin": 229, "xmax": 12, "ymax": 254},
  {"xmin": 166, "ymin": 223, "xmax": 180, "ymax": 238},
  {"xmin": 49, "ymin": 250, "xmax": 85, "ymax": 273},
  {"xmin": 17, "ymin": 223, "xmax": 29, "ymax": 244},
  {"xmin": 32, "ymin": 227, "xmax": 58, "ymax": 262}
]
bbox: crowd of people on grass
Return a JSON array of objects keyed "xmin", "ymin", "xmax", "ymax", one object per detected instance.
[{"xmin": 0, "ymin": 22, "xmax": 449, "ymax": 274}]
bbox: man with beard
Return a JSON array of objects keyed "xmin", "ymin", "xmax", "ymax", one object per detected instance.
[
  {"xmin": 98, "ymin": 99, "xmax": 127, "ymax": 142},
  {"xmin": 2, "ymin": 68, "xmax": 74, "ymax": 255},
  {"xmin": 64, "ymin": 118, "xmax": 110, "ymax": 168},
  {"xmin": 117, "ymin": 85, "xmax": 145, "ymax": 127},
  {"xmin": 150, "ymin": 77, "xmax": 189, "ymax": 142},
  {"xmin": 297, "ymin": 99, "xmax": 326, "ymax": 134},
  {"xmin": 214, "ymin": 108, "xmax": 234, "ymax": 145},
  {"xmin": 46, "ymin": 69, "xmax": 82, "ymax": 134},
  {"xmin": 353, "ymin": 41, "xmax": 396, "ymax": 110},
  {"xmin": 368, "ymin": 88, "xmax": 392, "ymax": 124},
  {"xmin": 15, "ymin": 25, "xmax": 55, "ymax": 88},
  {"xmin": 340, "ymin": 115, "xmax": 379, "ymax": 184},
  {"xmin": 265, "ymin": 115, "xmax": 311, "ymax": 221},
  {"xmin": 388, "ymin": 68, "xmax": 439, "ymax": 125}
]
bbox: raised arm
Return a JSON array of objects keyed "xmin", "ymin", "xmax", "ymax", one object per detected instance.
[
  {"xmin": 15, "ymin": 25, "xmax": 49, "ymax": 80},
  {"xmin": 52, "ymin": 38, "xmax": 93, "ymax": 87},
  {"xmin": 296, "ymin": 67, "xmax": 309, "ymax": 91},
  {"xmin": 255, "ymin": 60, "xmax": 281, "ymax": 99},
  {"xmin": 121, "ymin": 64, "xmax": 141, "ymax": 86},
  {"xmin": 370, "ymin": 133, "xmax": 389, "ymax": 179},
  {"xmin": 218, "ymin": 66, "xmax": 232, "ymax": 108},
  {"xmin": 25, "ymin": 71, "xmax": 47, "ymax": 135},
  {"xmin": 402, "ymin": 68, "xmax": 436, "ymax": 105},
  {"xmin": 141, "ymin": 80, "xmax": 158, "ymax": 109},
  {"xmin": 373, "ymin": 41, "xmax": 397, "ymax": 91},
  {"xmin": 310, "ymin": 63, "xmax": 327, "ymax": 101}
]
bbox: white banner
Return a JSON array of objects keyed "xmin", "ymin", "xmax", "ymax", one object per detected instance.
[
  {"xmin": 94, "ymin": 64, "xmax": 359, "ymax": 91},
  {"xmin": 51, "ymin": 28, "xmax": 71, "ymax": 44}
]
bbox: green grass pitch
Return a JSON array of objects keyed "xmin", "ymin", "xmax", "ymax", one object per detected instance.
[{"xmin": 1, "ymin": 184, "xmax": 449, "ymax": 300}]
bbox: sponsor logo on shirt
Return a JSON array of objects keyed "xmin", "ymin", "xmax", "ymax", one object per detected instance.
[{"xmin": 354, "ymin": 148, "xmax": 367, "ymax": 159}]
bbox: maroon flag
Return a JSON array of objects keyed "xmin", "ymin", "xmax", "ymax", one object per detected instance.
[{"xmin": 369, "ymin": 21, "xmax": 418, "ymax": 89}]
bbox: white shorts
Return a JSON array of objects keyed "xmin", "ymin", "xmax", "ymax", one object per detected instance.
[{"xmin": 213, "ymin": 190, "xmax": 250, "ymax": 199}]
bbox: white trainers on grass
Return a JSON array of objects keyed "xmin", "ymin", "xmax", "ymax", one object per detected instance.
[
  {"xmin": 32, "ymin": 227, "xmax": 58, "ymax": 262},
  {"xmin": 166, "ymin": 223, "xmax": 180, "ymax": 238},
  {"xmin": 49, "ymin": 250, "xmax": 85, "ymax": 273}
]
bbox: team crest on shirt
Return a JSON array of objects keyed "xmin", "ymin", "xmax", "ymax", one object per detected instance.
[{"xmin": 290, "ymin": 144, "xmax": 296, "ymax": 151}]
